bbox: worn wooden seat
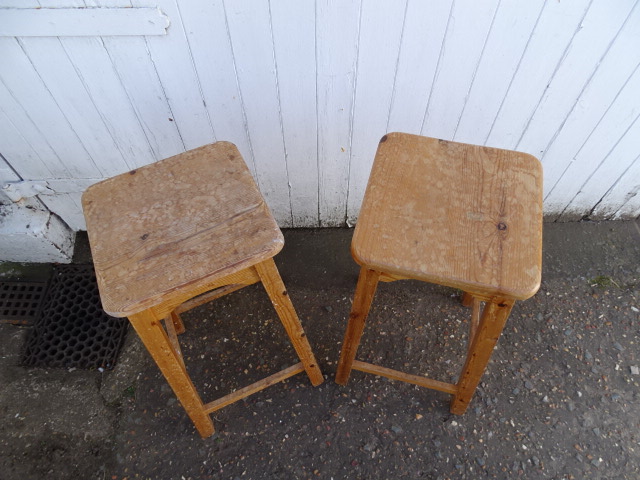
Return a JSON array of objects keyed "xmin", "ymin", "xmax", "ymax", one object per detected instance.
[
  {"xmin": 336, "ymin": 132, "xmax": 542, "ymax": 414},
  {"xmin": 82, "ymin": 142, "xmax": 323, "ymax": 438}
]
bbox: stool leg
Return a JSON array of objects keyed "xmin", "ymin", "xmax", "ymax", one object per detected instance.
[
  {"xmin": 461, "ymin": 291, "xmax": 474, "ymax": 307},
  {"xmin": 128, "ymin": 309, "xmax": 214, "ymax": 438},
  {"xmin": 254, "ymin": 258, "xmax": 324, "ymax": 386},
  {"xmin": 335, "ymin": 267, "xmax": 381, "ymax": 385},
  {"xmin": 451, "ymin": 299, "xmax": 514, "ymax": 415},
  {"xmin": 170, "ymin": 311, "xmax": 186, "ymax": 334}
]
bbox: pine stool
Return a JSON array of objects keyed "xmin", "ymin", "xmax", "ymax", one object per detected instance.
[
  {"xmin": 82, "ymin": 142, "xmax": 323, "ymax": 437},
  {"xmin": 335, "ymin": 133, "xmax": 542, "ymax": 414}
]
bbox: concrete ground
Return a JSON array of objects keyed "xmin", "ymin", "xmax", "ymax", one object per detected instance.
[{"xmin": 0, "ymin": 221, "xmax": 639, "ymax": 480}]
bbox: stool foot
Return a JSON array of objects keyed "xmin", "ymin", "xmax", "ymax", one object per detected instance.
[
  {"xmin": 128, "ymin": 309, "xmax": 215, "ymax": 438},
  {"xmin": 335, "ymin": 268, "xmax": 381, "ymax": 385},
  {"xmin": 451, "ymin": 299, "xmax": 514, "ymax": 414},
  {"xmin": 255, "ymin": 259, "xmax": 324, "ymax": 386}
]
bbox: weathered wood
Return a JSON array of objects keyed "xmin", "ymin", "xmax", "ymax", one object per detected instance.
[
  {"xmin": 352, "ymin": 133, "xmax": 543, "ymax": 301},
  {"xmin": 169, "ymin": 311, "xmax": 185, "ymax": 335},
  {"xmin": 387, "ymin": 0, "xmax": 453, "ymax": 133},
  {"xmin": 129, "ymin": 309, "xmax": 214, "ymax": 438},
  {"xmin": 3, "ymin": 1, "xmax": 640, "ymax": 230},
  {"xmin": 487, "ymin": 0, "xmax": 590, "ymax": 149},
  {"xmin": 451, "ymin": 299, "xmax": 514, "ymax": 414},
  {"xmin": 163, "ymin": 314, "xmax": 184, "ymax": 369},
  {"xmin": 255, "ymin": 258, "xmax": 324, "ymax": 387},
  {"xmin": 270, "ymin": 0, "xmax": 319, "ymax": 227},
  {"xmin": 337, "ymin": 133, "xmax": 542, "ymax": 415},
  {"xmin": 335, "ymin": 267, "xmax": 381, "ymax": 385},
  {"xmin": 345, "ymin": 0, "xmax": 407, "ymax": 225},
  {"xmin": 155, "ymin": 268, "xmax": 261, "ymax": 320},
  {"xmin": 175, "ymin": 0, "xmax": 254, "ymax": 176},
  {"xmin": 542, "ymin": 3, "xmax": 640, "ymax": 210},
  {"xmin": 203, "ymin": 363, "xmax": 305, "ymax": 414},
  {"xmin": 461, "ymin": 292, "xmax": 474, "ymax": 307},
  {"xmin": 84, "ymin": 142, "xmax": 323, "ymax": 437},
  {"xmin": 223, "ymin": 0, "xmax": 292, "ymax": 227},
  {"xmin": 316, "ymin": 0, "xmax": 360, "ymax": 226},
  {"xmin": 468, "ymin": 297, "xmax": 482, "ymax": 353},
  {"xmin": 421, "ymin": 0, "xmax": 500, "ymax": 140},
  {"xmin": 20, "ymin": 37, "xmax": 131, "ymax": 176},
  {"xmin": 378, "ymin": 272, "xmax": 409, "ymax": 283},
  {"xmin": 82, "ymin": 142, "xmax": 283, "ymax": 317},
  {"xmin": 0, "ymin": 7, "xmax": 169, "ymax": 37},
  {"xmin": 174, "ymin": 284, "xmax": 247, "ymax": 316},
  {"xmin": 131, "ymin": 0, "xmax": 214, "ymax": 151},
  {"xmin": 517, "ymin": 0, "xmax": 635, "ymax": 157},
  {"xmin": 352, "ymin": 360, "xmax": 458, "ymax": 395},
  {"xmin": 454, "ymin": 0, "xmax": 543, "ymax": 142}
]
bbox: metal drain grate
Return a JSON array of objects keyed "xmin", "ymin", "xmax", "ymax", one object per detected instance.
[
  {"xmin": 0, "ymin": 282, "xmax": 48, "ymax": 325},
  {"xmin": 22, "ymin": 264, "xmax": 128, "ymax": 370}
]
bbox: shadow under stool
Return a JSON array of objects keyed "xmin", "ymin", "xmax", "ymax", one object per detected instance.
[
  {"xmin": 336, "ymin": 132, "xmax": 543, "ymax": 414},
  {"xmin": 82, "ymin": 142, "xmax": 323, "ymax": 437}
]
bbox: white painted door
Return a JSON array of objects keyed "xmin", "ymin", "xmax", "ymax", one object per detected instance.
[{"xmin": 1, "ymin": 0, "xmax": 639, "ymax": 231}]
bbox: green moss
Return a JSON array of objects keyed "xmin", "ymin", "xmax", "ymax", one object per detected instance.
[{"xmin": 589, "ymin": 275, "xmax": 619, "ymax": 288}]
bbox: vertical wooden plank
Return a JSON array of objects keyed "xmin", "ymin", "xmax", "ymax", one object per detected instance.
[
  {"xmin": 346, "ymin": 0, "xmax": 407, "ymax": 225},
  {"xmin": 271, "ymin": 0, "xmax": 319, "ymax": 227},
  {"xmin": 421, "ymin": 0, "xmax": 500, "ymax": 140},
  {"xmin": 542, "ymin": 4, "xmax": 640, "ymax": 205},
  {"xmin": 223, "ymin": 0, "xmax": 292, "ymax": 227},
  {"xmin": 454, "ymin": 0, "xmax": 544, "ymax": 144},
  {"xmin": 175, "ymin": 0, "xmax": 255, "ymax": 176},
  {"xmin": 131, "ymin": 0, "xmax": 215, "ymax": 151},
  {"xmin": 386, "ymin": 0, "xmax": 453, "ymax": 134},
  {"xmin": 92, "ymin": 0, "xmax": 184, "ymax": 160},
  {"xmin": 101, "ymin": 36, "xmax": 186, "ymax": 160},
  {"xmin": 551, "ymin": 66, "xmax": 640, "ymax": 221},
  {"xmin": 562, "ymin": 113, "xmax": 640, "ymax": 221},
  {"xmin": 0, "ymin": 38, "xmax": 96, "ymax": 178},
  {"xmin": 61, "ymin": 36, "xmax": 156, "ymax": 169},
  {"xmin": 19, "ymin": 36, "xmax": 132, "ymax": 175},
  {"xmin": 516, "ymin": 0, "xmax": 636, "ymax": 158},
  {"xmin": 316, "ymin": 0, "xmax": 361, "ymax": 226},
  {"xmin": 487, "ymin": 0, "xmax": 591, "ymax": 149}
]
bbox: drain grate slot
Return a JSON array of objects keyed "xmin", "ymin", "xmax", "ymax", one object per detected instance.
[
  {"xmin": 0, "ymin": 282, "xmax": 48, "ymax": 325},
  {"xmin": 22, "ymin": 264, "xmax": 128, "ymax": 370}
]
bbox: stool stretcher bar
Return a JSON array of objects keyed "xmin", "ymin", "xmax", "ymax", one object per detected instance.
[
  {"xmin": 352, "ymin": 360, "xmax": 458, "ymax": 395},
  {"xmin": 203, "ymin": 363, "xmax": 305, "ymax": 414}
]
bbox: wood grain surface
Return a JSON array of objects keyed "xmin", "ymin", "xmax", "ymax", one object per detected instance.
[
  {"xmin": 351, "ymin": 133, "xmax": 543, "ymax": 300},
  {"xmin": 82, "ymin": 142, "xmax": 283, "ymax": 317}
]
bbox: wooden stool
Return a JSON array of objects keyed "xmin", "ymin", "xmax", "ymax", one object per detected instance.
[
  {"xmin": 335, "ymin": 133, "xmax": 542, "ymax": 414},
  {"xmin": 82, "ymin": 142, "xmax": 323, "ymax": 438}
]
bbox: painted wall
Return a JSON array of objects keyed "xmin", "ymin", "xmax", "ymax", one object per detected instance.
[{"xmin": 1, "ymin": 0, "xmax": 639, "ymax": 231}]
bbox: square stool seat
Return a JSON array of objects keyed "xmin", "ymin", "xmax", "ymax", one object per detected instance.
[
  {"xmin": 336, "ymin": 132, "xmax": 543, "ymax": 414},
  {"xmin": 83, "ymin": 142, "xmax": 323, "ymax": 437}
]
